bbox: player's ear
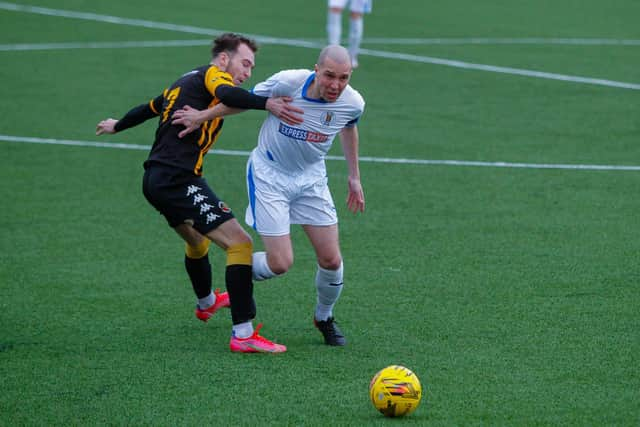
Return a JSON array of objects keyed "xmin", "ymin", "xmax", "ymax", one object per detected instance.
[{"xmin": 219, "ymin": 51, "xmax": 230, "ymax": 69}]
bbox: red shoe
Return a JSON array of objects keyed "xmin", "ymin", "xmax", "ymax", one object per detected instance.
[
  {"xmin": 229, "ymin": 323, "xmax": 287, "ymax": 353},
  {"xmin": 194, "ymin": 289, "xmax": 230, "ymax": 322}
]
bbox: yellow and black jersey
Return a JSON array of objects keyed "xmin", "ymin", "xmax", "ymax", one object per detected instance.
[
  {"xmin": 113, "ymin": 64, "xmax": 269, "ymax": 176},
  {"xmin": 143, "ymin": 64, "xmax": 235, "ymax": 176}
]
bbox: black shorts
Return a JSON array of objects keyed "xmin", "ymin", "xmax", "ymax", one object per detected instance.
[{"xmin": 142, "ymin": 164, "xmax": 235, "ymax": 235}]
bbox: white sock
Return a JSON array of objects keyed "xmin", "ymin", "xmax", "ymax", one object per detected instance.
[
  {"xmin": 252, "ymin": 251, "xmax": 278, "ymax": 281},
  {"xmin": 327, "ymin": 11, "xmax": 342, "ymax": 45},
  {"xmin": 348, "ymin": 17, "xmax": 363, "ymax": 64},
  {"xmin": 315, "ymin": 262, "xmax": 344, "ymax": 321},
  {"xmin": 197, "ymin": 292, "xmax": 215, "ymax": 309},
  {"xmin": 232, "ymin": 321, "xmax": 254, "ymax": 339}
]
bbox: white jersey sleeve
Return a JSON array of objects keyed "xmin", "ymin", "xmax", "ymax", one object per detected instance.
[{"xmin": 252, "ymin": 69, "xmax": 311, "ymax": 98}]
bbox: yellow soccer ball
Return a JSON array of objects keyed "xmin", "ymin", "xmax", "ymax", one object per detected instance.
[{"xmin": 369, "ymin": 365, "xmax": 422, "ymax": 417}]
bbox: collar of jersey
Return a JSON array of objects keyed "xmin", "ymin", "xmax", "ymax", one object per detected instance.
[{"xmin": 302, "ymin": 73, "xmax": 328, "ymax": 104}]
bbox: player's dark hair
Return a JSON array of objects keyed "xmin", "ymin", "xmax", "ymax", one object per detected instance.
[{"xmin": 211, "ymin": 33, "xmax": 258, "ymax": 58}]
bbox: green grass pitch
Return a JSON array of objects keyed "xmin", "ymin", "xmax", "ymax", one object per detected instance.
[{"xmin": 1, "ymin": 0, "xmax": 639, "ymax": 425}]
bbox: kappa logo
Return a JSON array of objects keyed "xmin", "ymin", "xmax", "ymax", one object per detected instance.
[
  {"xmin": 186, "ymin": 185, "xmax": 202, "ymax": 196},
  {"xmin": 199, "ymin": 203, "xmax": 213, "ymax": 215},
  {"xmin": 193, "ymin": 194, "xmax": 208, "ymax": 205},
  {"xmin": 185, "ymin": 185, "xmax": 229, "ymax": 224},
  {"xmin": 206, "ymin": 213, "xmax": 220, "ymax": 224}
]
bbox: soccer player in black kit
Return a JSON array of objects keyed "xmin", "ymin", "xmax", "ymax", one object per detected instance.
[{"xmin": 96, "ymin": 33, "xmax": 303, "ymax": 353}]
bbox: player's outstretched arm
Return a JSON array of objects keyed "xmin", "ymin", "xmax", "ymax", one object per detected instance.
[
  {"xmin": 172, "ymin": 104, "xmax": 242, "ymax": 138},
  {"xmin": 213, "ymin": 84, "xmax": 304, "ymax": 124},
  {"xmin": 172, "ymin": 83, "xmax": 304, "ymax": 138},
  {"xmin": 340, "ymin": 126, "xmax": 365, "ymax": 213},
  {"xmin": 172, "ymin": 97, "xmax": 303, "ymax": 139},
  {"xmin": 215, "ymin": 84, "xmax": 303, "ymax": 125},
  {"xmin": 95, "ymin": 94, "xmax": 163, "ymax": 136}
]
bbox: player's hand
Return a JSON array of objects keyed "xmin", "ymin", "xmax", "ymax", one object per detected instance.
[
  {"xmin": 95, "ymin": 118, "xmax": 118, "ymax": 135},
  {"xmin": 346, "ymin": 177, "xmax": 365, "ymax": 213},
  {"xmin": 266, "ymin": 96, "xmax": 304, "ymax": 126},
  {"xmin": 172, "ymin": 105, "xmax": 203, "ymax": 138}
]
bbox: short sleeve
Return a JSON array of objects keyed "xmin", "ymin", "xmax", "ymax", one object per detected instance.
[
  {"xmin": 252, "ymin": 69, "xmax": 311, "ymax": 97},
  {"xmin": 204, "ymin": 67, "xmax": 234, "ymax": 96}
]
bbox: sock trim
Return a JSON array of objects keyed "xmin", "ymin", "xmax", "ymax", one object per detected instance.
[
  {"xmin": 186, "ymin": 239, "xmax": 210, "ymax": 259},
  {"xmin": 227, "ymin": 242, "xmax": 253, "ymax": 266}
]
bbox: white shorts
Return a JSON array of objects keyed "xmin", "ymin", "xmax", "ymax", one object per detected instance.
[
  {"xmin": 245, "ymin": 152, "xmax": 338, "ymax": 237},
  {"xmin": 328, "ymin": 0, "xmax": 372, "ymax": 14}
]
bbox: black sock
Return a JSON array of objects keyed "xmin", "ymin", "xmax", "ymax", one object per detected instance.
[
  {"xmin": 184, "ymin": 254, "xmax": 212, "ymax": 299},
  {"xmin": 225, "ymin": 264, "xmax": 256, "ymax": 325}
]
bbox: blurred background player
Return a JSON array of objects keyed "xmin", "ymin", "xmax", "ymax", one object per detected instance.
[
  {"xmin": 326, "ymin": 0, "xmax": 372, "ymax": 68},
  {"xmin": 95, "ymin": 33, "xmax": 303, "ymax": 353}
]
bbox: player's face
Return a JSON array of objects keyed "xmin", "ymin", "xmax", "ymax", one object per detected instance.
[
  {"xmin": 226, "ymin": 43, "xmax": 256, "ymax": 85},
  {"xmin": 314, "ymin": 58, "xmax": 351, "ymax": 102}
]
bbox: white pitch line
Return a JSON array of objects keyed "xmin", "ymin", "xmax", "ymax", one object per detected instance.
[
  {"xmin": 0, "ymin": 2, "xmax": 320, "ymax": 49},
  {"xmin": 0, "ymin": 39, "xmax": 213, "ymax": 51},
  {"xmin": 357, "ymin": 48, "xmax": 640, "ymax": 90},
  {"xmin": 0, "ymin": 1, "xmax": 225, "ymax": 36},
  {"xmin": 2, "ymin": 135, "xmax": 639, "ymax": 172},
  {"xmin": 0, "ymin": 39, "xmax": 316, "ymax": 52},
  {"xmin": 360, "ymin": 37, "xmax": 640, "ymax": 46},
  {"xmin": 1, "ymin": 2, "xmax": 639, "ymax": 90},
  {"xmin": 3, "ymin": 37, "xmax": 640, "ymax": 52}
]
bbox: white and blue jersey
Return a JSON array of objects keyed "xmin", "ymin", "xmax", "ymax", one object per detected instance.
[{"xmin": 251, "ymin": 69, "xmax": 365, "ymax": 179}]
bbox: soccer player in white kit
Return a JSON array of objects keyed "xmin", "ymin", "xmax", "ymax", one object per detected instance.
[
  {"xmin": 172, "ymin": 45, "xmax": 365, "ymax": 347},
  {"xmin": 327, "ymin": 0, "xmax": 373, "ymax": 67}
]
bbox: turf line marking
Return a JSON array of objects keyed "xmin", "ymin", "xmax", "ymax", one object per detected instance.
[
  {"xmin": 0, "ymin": 2, "xmax": 320, "ymax": 48},
  {"xmin": 0, "ymin": 2, "xmax": 226, "ymax": 36},
  {"xmin": 0, "ymin": 39, "xmax": 213, "ymax": 51},
  {"xmin": 357, "ymin": 48, "xmax": 640, "ymax": 90},
  {"xmin": 3, "ymin": 135, "xmax": 639, "ymax": 172},
  {"xmin": 360, "ymin": 37, "xmax": 640, "ymax": 46},
  {"xmin": 3, "ymin": 38, "xmax": 640, "ymax": 52},
  {"xmin": 1, "ymin": 2, "xmax": 638, "ymax": 91}
]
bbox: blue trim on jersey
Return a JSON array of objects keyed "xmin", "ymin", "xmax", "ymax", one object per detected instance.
[
  {"xmin": 345, "ymin": 117, "xmax": 360, "ymax": 127},
  {"xmin": 302, "ymin": 73, "xmax": 328, "ymax": 104},
  {"xmin": 247, "ymin": 161, "xmax": 257, "ymax": 230},
  {"xmin": 266, "ymin": 150, "xmax": 274, "ymax": 161}
]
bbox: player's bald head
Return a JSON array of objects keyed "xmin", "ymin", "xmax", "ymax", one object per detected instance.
[
  {"xmin": 317, "ymin": 45, "xmax": 352, "ymax": 68},
  {"xmin": 312, "ymin": 45, "xmax": 352, "ymax": 102}
]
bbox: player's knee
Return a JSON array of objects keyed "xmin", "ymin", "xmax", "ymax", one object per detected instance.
[
  {"xmin": 318, "ymin": 255, "xmax": 342, "ymax": 271},
  {"xmin": 234, "ymin": 231, "xmax": 253, "ymax": 246},
  {"xmin": 269, "ymin": 263, "xmax": 290, "ymax": 276},
  {"xmin": 185, "ymin": 239, "xmax": 210, "ymax": 259},
  {"xmin": 225, "ymin": 223, "xmax": 253, "ymax": 247},
  {"xmin": 268, "ymin": 253, "xmax": 293, "ymax": 275}
]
